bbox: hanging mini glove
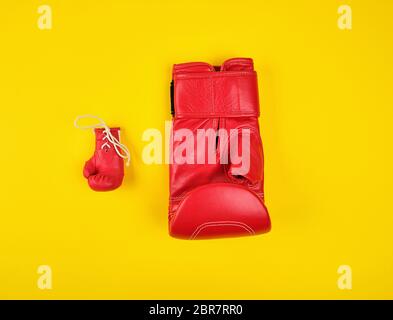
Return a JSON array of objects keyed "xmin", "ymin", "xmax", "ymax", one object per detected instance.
[{"xmin": 74, "ymin": 115, "xmax": 130, "ymax": 191}]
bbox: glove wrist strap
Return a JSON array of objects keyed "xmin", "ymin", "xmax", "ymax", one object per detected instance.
[{"xmin": 172, "ymin": 71, "xmax": 260, "ymax": 119}]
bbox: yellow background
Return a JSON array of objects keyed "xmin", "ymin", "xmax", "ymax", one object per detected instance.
[{"xmin": 0, "ymin": 0, "xmax": 392, "ymax": 299}]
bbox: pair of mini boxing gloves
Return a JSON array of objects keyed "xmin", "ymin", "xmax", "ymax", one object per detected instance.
[{"xmin": 75, "ymin": 58, "xmax": 271, "ymax": 240}]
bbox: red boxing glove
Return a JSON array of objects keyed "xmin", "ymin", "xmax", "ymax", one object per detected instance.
[
  {"xmin": 75, "ymin": 115, "xmax": 130, "ymax": 192},
  {"xmin": 169, "ymin": 58, "xmax": 271, "ymax": 239}
]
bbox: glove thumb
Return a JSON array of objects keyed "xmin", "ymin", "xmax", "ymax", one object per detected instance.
[
  {"xmin": 228, "ymin": 128, "xmax": 263, "ymax": 186},
  {"xmin": 83, "ymin": 158, "xmax": 96, "ymax": 179}
]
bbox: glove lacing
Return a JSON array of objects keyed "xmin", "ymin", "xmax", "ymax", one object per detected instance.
[{"xmin": 74, "ymin": 114, "xmax": 131, "ymax": 166}]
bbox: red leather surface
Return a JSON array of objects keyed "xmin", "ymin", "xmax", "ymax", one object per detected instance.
[
  {"xmin": 83, "ymin": 128, "xmax": 124, "ymax": 191},
  {"xmin": 173, "ymin": 59, "xmax": 259, "ymax": 118},
  {"xmin": 169, "ymin": 58, "xmax": 271, "ymax": 240},
  {"xmin": 170, "ymin": 183, "xmax": 270, "ymax": 239}
]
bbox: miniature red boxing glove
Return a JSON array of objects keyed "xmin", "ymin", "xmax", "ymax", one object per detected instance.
[
  {"xmin": 75, "ymin": 115, "xmax": 130, "ymax": 192},
  {"xmin": 169, "ymin": 58, "xmax": 271, "ymax": 239}
]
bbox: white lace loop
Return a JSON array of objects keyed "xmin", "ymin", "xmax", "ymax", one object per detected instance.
[{"xmin": 74, "ymin": 114, "xmax": 130, "ymax": 166}]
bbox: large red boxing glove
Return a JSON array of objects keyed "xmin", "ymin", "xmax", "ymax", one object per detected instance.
[
  {"xmin": 75, "ymin": 115, "xmax": 130, "ymax": 192},
  {"xmin": 169, "ymin": 58, "xmax": 271, "ymax": 239}
]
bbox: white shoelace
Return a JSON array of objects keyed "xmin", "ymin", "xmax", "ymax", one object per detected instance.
[{"xmin": 74, "ymin": 115, "xmax": 130, "ymax": 166}]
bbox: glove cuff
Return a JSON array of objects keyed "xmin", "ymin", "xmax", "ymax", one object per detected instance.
[{"xmin": 172, "ymin": 58, "xmax": 260, "ymax": 119}]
